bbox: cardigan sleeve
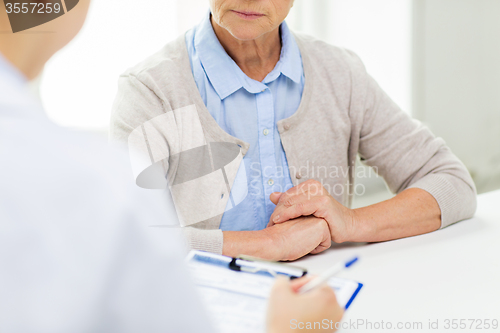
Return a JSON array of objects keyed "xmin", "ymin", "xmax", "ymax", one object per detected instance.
[
  {"xmin": 182, "ymin": 227, "xmax": 224, "ymax": 254},
  {"xmin": 348, "ymin": 51, "xmax": 477, "ymax": 228},
  {"xmin": 110, "ymin": 75, "xmax": 224, "ymax": 254}
]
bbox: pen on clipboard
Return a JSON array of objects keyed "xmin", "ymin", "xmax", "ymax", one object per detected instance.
[{"xmin": 298, "ymin": 257, "xmax": 359, "ymax": 294}]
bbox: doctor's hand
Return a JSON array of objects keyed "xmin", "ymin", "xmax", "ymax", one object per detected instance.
[
  {"xmin": 268, "ymin": 180, "xmax": 356, "ymax": 244},
  {"xmin": 267, "ymin": 276, "xmax": 343, "ymax": 333}
]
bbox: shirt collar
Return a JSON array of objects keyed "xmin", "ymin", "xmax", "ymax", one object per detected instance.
[
  {"xmin": 263, "ymin": 21, "xmax": 302, "ymax": 85},
  {"xmin": 194, "ymin": 12, "xmax": 303, "ymax": 100}
]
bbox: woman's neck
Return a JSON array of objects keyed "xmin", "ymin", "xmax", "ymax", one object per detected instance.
[{"xmin": 211, "ymin": 17, "xmax": 281, "ymax": 82}]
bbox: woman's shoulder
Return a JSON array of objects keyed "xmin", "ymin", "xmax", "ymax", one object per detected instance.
[
  {"xmin": 120, "ymin": 34, "xmax": 192, "ymax": 84},
  {"xmin": 292, "ymin": 31, "xmax": 367, "ymax": 75}
]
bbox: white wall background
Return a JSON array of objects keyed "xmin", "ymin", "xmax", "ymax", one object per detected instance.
[
  {"xmin": 287, "ymin": 0, "xmax": 412, "ymax": 114},
  {"xmin": 41, "ymin": 0, "xmax": 178, "ymax": 130},
  {"xmin": 413, "ymin": 0, "xmax": 500, "ymax": 193}
]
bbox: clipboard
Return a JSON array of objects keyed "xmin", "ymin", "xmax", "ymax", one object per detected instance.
[{"xmin": 186, "ymin": 250, "xmax": 363, "ymax": 333}]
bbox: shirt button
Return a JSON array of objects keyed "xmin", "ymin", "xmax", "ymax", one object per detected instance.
[
  {"xmin": 268, "ymin": 179, "xmax": 274, "ymax": 186},
  {"xmin": 284, "ymin": 124, "xmax": 291, "ymax": 131},
  {"xmin": 263, "ymin": 129, "xmax": 269, "ymax": 136},
  {"xmin": 296, "ymin": 172, "xmax": 302, "ymax": 179}
]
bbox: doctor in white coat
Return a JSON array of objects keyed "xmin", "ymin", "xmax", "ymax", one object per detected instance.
[{"xmin": 0, "ymin": 1, "xmax": 343, "ymax": 332}]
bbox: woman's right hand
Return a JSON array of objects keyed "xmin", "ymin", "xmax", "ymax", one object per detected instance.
[
  {"xmin": 222, "ymin": 216, "xmax": 331, "ymax": 261},
  {"xmin": 267, "ymin": 276, "xmax": 344, "ymax": 333}
]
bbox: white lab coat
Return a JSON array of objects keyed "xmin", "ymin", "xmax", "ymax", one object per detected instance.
[{"xmin": 0, "ymin": 54, "xmax": 214, "ymax": 333}]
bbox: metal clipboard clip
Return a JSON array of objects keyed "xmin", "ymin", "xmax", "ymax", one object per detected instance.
[{"xmin": 229, "ymin": 255, "xmax": 308, "ymax": 279}]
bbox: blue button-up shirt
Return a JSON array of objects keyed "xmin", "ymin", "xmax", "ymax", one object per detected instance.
[{"xmin": 185, "ymin": 13, "xmax": 304, "ymax": 231}]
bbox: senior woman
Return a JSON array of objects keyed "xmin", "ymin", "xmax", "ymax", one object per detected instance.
[{"xmin": 110, "ymin": 0, "xmax": 476, "ymax": 260}]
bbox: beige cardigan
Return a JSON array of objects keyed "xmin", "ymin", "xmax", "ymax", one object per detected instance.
[{"xmin": 110, "ymin": 32, "xmax": 477, "ymax": 254}]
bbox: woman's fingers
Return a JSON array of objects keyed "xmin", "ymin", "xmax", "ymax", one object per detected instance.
[
  {"xmin": 270, "ymin": 181, "xmax": 329, "ymax": 223},
  {"xmin": 271, "ymin": 195, "xmax": 326, "ymax": 224},
  {"xmin": 269, "ymin": 192, "xmax": 283, "ymax": 205}
]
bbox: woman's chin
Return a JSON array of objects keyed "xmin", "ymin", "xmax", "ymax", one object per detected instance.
[{"xmin": 226, "ymin": 26, "xmax": 270, "ymax": 41}]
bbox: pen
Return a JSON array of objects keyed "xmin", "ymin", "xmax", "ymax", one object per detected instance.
[{"xmin": 298, "ymin": 257, "xmax": 359, "ymax": 294}]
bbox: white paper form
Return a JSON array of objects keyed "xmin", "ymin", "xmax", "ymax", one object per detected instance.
[{"xmin": 186, "ymin": 251, "xmax": 363, "ymax": 333}]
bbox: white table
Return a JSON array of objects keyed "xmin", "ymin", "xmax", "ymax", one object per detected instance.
[{"xmin": 296, "ymin": 190, "xmax": 500, "ymax": 333}]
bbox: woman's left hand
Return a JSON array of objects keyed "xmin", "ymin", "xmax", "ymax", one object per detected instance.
[{"xmin": 268, "ymin": 180, "xmax": 357, "ymax": 243}]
